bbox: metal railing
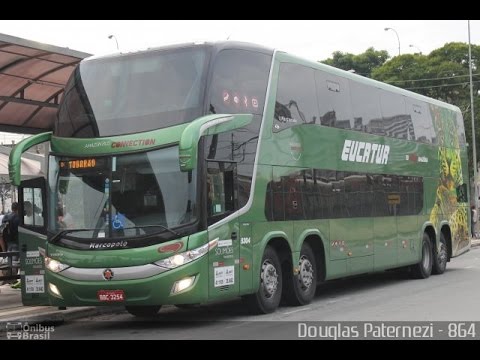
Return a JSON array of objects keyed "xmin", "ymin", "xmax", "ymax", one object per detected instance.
[{"xmin": 0, "ymin": 251, "xmax": 20, "ymax": 281}]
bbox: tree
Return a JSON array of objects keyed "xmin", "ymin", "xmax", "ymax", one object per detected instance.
[
  {"xmin": 321, "ymin": 47, "xmax": 389, "ymax": 77},
  {"xmin": 372, "ymin": 42, "xmax": 480, "ymax": 175}
]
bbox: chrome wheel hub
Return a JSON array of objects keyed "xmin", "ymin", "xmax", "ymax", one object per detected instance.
[
  {"xmin": 438, "ymin": 242, "xmax": 447, "ymax": 266},
  {"xmin": 298, "ymin": 255, "xmax": 314, "ymax": 290},
  {"xmin": 261, "ymin": 260, "xmax": 278, "ymax": 298}
]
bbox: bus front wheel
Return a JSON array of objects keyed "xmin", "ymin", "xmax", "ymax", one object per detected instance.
[
  {"xmin": 243, "ymin": 246, "xmax": 282, "ymax": 314},
  {"xmin": 125, "ymin": 305, "xmax": 162, "ymax": 317},
  {"xmin": 283, "ymin": 243, "xmax": 317, "ymax": 306},
  {"xmin": 410, "ymin": 233, "xmax": 433, "ymax": 279}
]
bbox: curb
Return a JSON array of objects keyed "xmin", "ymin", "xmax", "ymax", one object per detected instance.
[
  {"xmin": 471, "ymin": 241, "xmax": 480, "ymax": 248},
  {"xmin": 0, "ymin": 305, "xmax": 124, "ymax": 325}
]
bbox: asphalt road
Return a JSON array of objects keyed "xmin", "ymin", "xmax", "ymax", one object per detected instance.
[{"xmin": 48, "ymin": 247, "xmax": 480, "ymax": 339}]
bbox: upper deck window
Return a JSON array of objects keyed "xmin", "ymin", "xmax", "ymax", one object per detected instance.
[
  {"xmin": 55, "ymin": 46, "xmax": 210, "ymax": 137},
  {"xmin": 208, "ymin": 49, "xmax": 271, "ymax": 117}
]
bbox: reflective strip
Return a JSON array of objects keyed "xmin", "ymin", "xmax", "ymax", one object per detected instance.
[
  {"xmin": 198, "ymin": 116, "xmax": 234, "ymax": 136},
  {"xmin": 59, "ymin": 263, "xmax": 168, "ymax": 281}
]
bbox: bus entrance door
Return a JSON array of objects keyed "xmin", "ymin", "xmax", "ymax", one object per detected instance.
[
  {"xmin": 18, "ymin": 177, "xmax": 49, "ymax": 306},
  {"xmin": 206, "ymin": 160, "xmax": 240, "ymax": 299}
]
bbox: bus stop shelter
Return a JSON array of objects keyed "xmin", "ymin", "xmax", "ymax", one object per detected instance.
[
  {"xmin": 0, "ymin": 33, "xmax": 90, "ymax": 281},
  {"xmin": 0, "ymin": 32, "xmax": 91, "ymax": 209},
  {"xmin": 0, "ymin": 33, "xmax": 91, "ymax": 134}
]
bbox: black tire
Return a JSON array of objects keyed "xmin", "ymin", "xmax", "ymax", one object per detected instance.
[
  {"xmin": 243, "ymin": 246, "xmax": 282, "ymax": 314},
  {"xmin": 125, "ymin": 305, "xmax": 162, "ymax": 317},
  {"xmin": 410, "ymin": 233, "xmax": 433, "ymax": 279},
  {"xmin": 283, "ymin": 243, "xmax": 317, "ymax": 306},
  {"xmin": 432, "ymin": 232, "xmax": 448, "ymax": 275}
]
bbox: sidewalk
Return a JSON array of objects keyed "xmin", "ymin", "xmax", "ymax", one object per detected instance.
[{"xmin": 0, "ymin": 285, "xmax": 122, "ymax": 324}]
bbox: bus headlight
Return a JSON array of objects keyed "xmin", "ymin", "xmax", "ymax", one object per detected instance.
[
  {"xmin": 171, "ymin": 276, "xmax": 196, "ymax": 294},
  {"xmin": 155, "ymin": 239, "xmax": 217, "ymax": 269},
  {"xmin": 49, "ymin": 283, "xmax": 63, "ymax": 298},
  {"xmin": 45, "ymin": 257, "xmax": 70, "ymax": 273}
]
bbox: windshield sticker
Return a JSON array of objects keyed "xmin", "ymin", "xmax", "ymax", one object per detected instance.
[
  {"xmin": 233, "ymin": 93, "xmax": 240, "ymax": 107},
  {"xmin": 112, "ymin": 213, "xmax": 126, "ymax": 230},
  {"xmin": 222, "ymin": 90, "xmax": 230, "ymax": 104},
  {"xmin": 25, "ymin": 275, "xmax": 45, "ymax": 294},
  {"xmin": 218, "ymin": 239, "xmax": 232, "ymax": 247},
  {"xmin": 214, "ymin": 266, "xmax": 234, "ymax": 287},
  {"xmin": 243, "ymin": 95, "xmax": 249, "ymax": 108}
]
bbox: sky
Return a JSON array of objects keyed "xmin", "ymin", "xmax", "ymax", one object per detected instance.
[
  {"xmin": 0, "ymin": 20, "xmax": 479, "ymax": 141},
  {"xmin": 0, "ymin": 20, "xmax": 478, "ymax": 62}
]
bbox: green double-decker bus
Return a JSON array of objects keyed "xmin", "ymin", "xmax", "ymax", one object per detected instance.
[{"xmin": 10, "ymin": 42, "xmax": 470, "ymax": 316}]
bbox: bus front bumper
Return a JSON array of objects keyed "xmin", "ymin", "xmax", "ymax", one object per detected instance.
[{"xmin": 46, "ymin": 256, "xmax": 209, "ymax": 307}]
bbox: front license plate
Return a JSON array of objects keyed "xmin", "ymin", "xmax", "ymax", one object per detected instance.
[{"xmin": 97, "ymin": 290, "xmax": 125, "ymax": 302}]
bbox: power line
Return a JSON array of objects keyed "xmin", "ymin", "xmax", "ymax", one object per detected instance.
[
  {"xmin": 386, "ymin": 73, "xmax": 480, "ymax": 84},
  {"xmin": 405, "ymin": 80, "xmax": 480, "ymax": 91}
]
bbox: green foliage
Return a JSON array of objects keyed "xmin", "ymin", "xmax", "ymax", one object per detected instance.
[{"xmin": 321, "ymin": 47, "xmax": 389, "ymax": 77}]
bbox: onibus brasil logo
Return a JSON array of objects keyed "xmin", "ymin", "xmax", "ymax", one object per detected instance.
[{"xmin": 5, "ymin": 322, "xmax": 54, "ymax": 340}]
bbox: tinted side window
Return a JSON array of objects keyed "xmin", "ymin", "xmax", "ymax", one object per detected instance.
[
  {"xmin": 273, "ymin": 63, "xmax": 318, "ymax": 132},
  {"xmin": 345, "ymin": 173, "xmax": 372, "ymax": 217},
  {"xmin": 349, "ymin": 81, "xmax": 382, "ymax": 134},
  {"xmin": 22, "ymin": 187, "xmax": 45, "ymax": 227},
  {"xmin": 265, "ymin": 169, "xmax": 423, "ymax": 220},
  {"xmin": 380, "ymin": 91, "xmax": 414, "ymax": 140},
  {"xmin": 406, "ymin": 99, "xmax": 436, "ymax": 144},
  {"xmin": 315, "ymin": 71, "xmax": 353, "ymax": 129},
  {"xmin": 203, "ymin": 114, "xmax": 263, "ymax": 209},
  {"xmin": 209, "ymin": 49, "xmax": 272, "ymax": 116},
  {"xmin": 205, "ymin": 50, "xmax": 272, "ymax": 210}
]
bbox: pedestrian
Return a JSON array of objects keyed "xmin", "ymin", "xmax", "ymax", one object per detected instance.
[
  {"xmin": 2, "ymin": 202, "xmax": 20, "ymax": 288},
  {"xmin": 471, "ymin": 205, "xmax": 478, "ymax": 238}
]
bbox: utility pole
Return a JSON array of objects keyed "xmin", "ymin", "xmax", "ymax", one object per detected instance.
[{"xmin": 468, "ymin": 20, "xmax": 477, "ymax": 206}]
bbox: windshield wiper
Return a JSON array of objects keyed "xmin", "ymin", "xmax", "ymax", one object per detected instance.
[
  {"xmin": 50, "ymin": 225, "xmax": 181, "ymax": 243},
  {"xmin": 122, "ymin": 224, "xmax": 181, "ymax": 237},
  {"xmin": 49, "ymin": 228, "xmax": 102, "ymax": 243}
]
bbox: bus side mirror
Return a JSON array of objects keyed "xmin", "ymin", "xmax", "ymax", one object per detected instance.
[
  {"xmin": 9, "ymin": 132, "xmax": 52, "ymax": 186},
  {"xmin": 178, "ymin": 113, "xmax": 253, "ymax": 171}
]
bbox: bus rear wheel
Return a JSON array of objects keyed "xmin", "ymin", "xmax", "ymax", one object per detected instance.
[
  {"xmin": 284, "ymin": 243, "xmax": 317, "ymax": 306},
  {"xmin": 125, "ymin": 305, "xmax": 162, "ymax": 317},
  {"xmin": 410, "ymin": 233, "xmax": 433, "ymax": 279},
  {"xmin": 243, "ymin": 246, "xmax": 282, "ymax": 314},
  {"xmin": 432, "ymin": 232, "xmax": 448, "ymax": 275}
]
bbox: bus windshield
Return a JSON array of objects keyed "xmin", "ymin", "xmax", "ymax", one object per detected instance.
[
  {"xmin": 55, "ymin": 45, "xmax": 210, "ymax": 137},
  {"xmin": 48, "ymin": 146, "xmax": 197, "ymax": 242}
]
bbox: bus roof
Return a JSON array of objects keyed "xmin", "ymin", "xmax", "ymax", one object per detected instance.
[{"xmin": 84, "ymin": 41, "xmax": 274, "ymax": 62}]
